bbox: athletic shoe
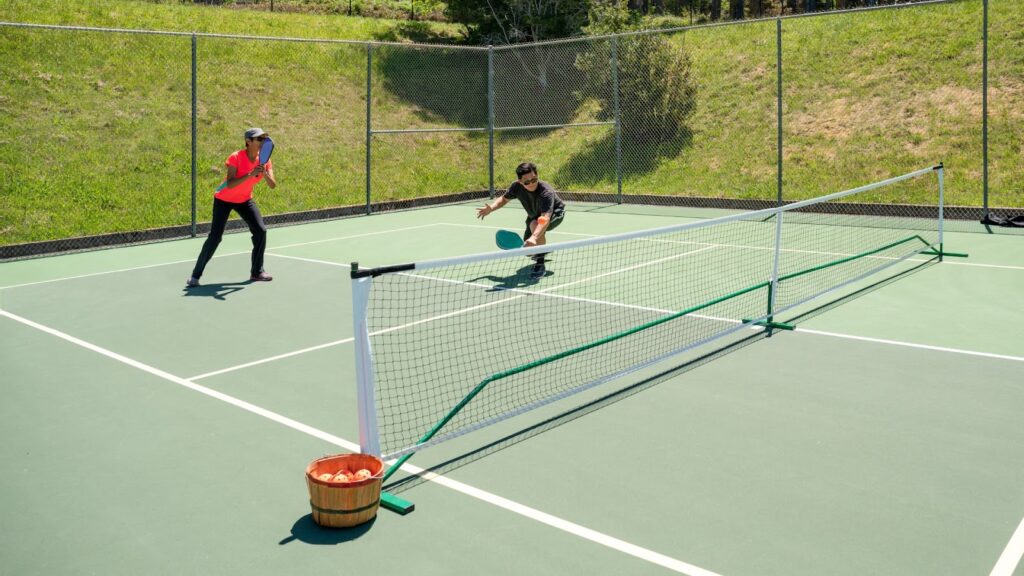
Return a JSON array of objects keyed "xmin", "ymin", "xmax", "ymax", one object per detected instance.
[
  {"xmin": 185, "ymin": 277, "xmax": 200, "ymax": 288},
  {"xmin": 529, "ymin": 261, "xmax": 546, "ymax": 279},
  {"xmin": 250, "ymin": 272, "xmax": 273, "ymax": 282}
]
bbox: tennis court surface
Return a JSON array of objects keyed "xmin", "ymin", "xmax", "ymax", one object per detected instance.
[{"xmin": 2, "ymin": 196, "xmax": 1023, "ymax": 576}]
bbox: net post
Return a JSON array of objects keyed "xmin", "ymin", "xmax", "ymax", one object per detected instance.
[
  {"xmin": 922, "ymin": 163, "xmax": 968, "ymax": 258},
  {"xmin": 351, "ymin": 262, "xmax": 381, "ymax": 457},
  {"xmin": 767, "ymin": 207, "xmax": 785, "ymax": 335}
]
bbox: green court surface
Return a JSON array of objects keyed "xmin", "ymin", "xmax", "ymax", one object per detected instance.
[{"xmin": 1, "ymin": 202, "xmax": 1022, "ymax": 576}]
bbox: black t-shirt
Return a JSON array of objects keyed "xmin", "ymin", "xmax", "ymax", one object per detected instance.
[{"xmin": 503, "ymin": 180, "xmax": 565, "ymax": 220}]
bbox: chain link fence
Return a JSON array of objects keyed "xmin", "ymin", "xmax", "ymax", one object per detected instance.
[{"xmin": 1, "ymin": 0, "xmax": 1020, "ymax": 259}]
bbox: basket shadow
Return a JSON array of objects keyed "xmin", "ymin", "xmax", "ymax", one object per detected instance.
[{"xmin": 279, "ymin": 514, "xmax": 377, "ymax": 546}]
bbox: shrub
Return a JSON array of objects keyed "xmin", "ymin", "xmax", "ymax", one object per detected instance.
[{"xmin": 576, "ymin": 1, "xmax": 697, "ymax": 143}]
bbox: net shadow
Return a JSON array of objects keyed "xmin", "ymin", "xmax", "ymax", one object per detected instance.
[
  {"xmin": 382, "ymin": 255, "xmax": 940, "ymax": 495},
  {"xmin": 382, "ymin": 327, "xmax": 769, "ymax": 495},
  {"xmin": 781, "ymin": 256, "xmax": 938, "ymax": 326}
]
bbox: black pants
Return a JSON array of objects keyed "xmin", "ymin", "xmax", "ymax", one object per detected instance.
[
  {"xmin": 191, "ymin": 197, "xmax": 267, "ymax": 280},
  {"xmin": 524, "ymin": 207, "xmax": 565, "ymax": 261}
]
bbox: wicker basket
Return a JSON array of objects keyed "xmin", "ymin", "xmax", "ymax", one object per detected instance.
[{"xmin": 305, "ymin": 453, "xmax": 384, "ymax": 528}]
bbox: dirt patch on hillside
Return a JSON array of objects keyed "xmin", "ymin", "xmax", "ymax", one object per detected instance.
[{"xmin": 787, "ymin": 85, "xmax": 983, "ymax": 142}]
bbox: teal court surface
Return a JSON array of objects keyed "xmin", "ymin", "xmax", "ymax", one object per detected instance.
[{"xmin": 1, "ymin": 200, "xmax": 1023, "ymax": 576}]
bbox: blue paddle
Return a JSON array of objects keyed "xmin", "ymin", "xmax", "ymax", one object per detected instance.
[
  {"xmin": 215, "ymin": 137, "xmax": 274, "ymax": 192},
  {"xmin": 495, "ymin": 229, "xmax": 524, "ymax": 250}
]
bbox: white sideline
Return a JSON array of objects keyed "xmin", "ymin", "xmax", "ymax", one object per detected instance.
[
  {"xmin": 2, "ymin": 222, "xmax": 1021, "ymax": 292},
  {"xmin": 0, "ymin": 307, "xmax": 722, "ymax": 576},
  {"xmin": 990, "ymin": 515, "xmax": 1024, "ymax": 576},
  {"xmin": 0, "ymin": 223, "xmax": 440, "ymax": 291}
]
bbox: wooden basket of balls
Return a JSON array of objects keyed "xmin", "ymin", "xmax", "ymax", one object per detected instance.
[{"xmin": 305, "ymin": 453, "xmax": 385, "ymax": 528}]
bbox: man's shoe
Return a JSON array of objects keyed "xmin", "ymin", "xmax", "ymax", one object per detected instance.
[
  {"xmin": 185, "ymin": 277, "xmax": 200, "ymax": 288},
  {"xmin": 250, "ymin": 272, "xmax": 273, "ymax": 282},
  {"xmin": 529, "ymin": 261, "xmax": 546, "ymax": 279}
]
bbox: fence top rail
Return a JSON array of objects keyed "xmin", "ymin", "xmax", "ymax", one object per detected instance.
[
  {"xmin": 490, "ymin": 0, "xmax": 960, "ymax": 50},
  {"xmin": 0, "ymin": 20, "xmax": 489, "ymax": 51},
  {"xmin": 3, "ymin": 0, "xmax": 958, "ymax": 52}
]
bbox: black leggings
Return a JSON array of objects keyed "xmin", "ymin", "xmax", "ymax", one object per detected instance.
[{"xmin": 191, "ymin": 198, "xmax": 267, "ymax": 279}]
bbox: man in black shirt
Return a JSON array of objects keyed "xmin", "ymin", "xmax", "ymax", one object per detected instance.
[{"xmin": 477, "ymin": 162, "xmax": 566, "ymax": 279}]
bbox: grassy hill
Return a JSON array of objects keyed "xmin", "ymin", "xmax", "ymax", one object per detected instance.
[{"xmin": 1, "ymin": 0, "xmax": 1020, "ymax": 245}]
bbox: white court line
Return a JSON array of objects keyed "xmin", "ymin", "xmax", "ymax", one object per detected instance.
[
  {"xmin": 0, "ymin": 223, "xmax": 440, "ymax": 291},
  {"xmin": 0, "ymin": 256, "xmax": 209, "ymax": 290},
  {"xmin": 197, "ymin": 284, "xmax": 1024, "ymax": 385},
  {"xmin": 189, "ymin": 337, "xmax": 355, "ymax": 381},
  {"xmin": 397, "ymin": 244, "xmax": 726, "ymax": 319},
  {"xmin": 990, "ymin": 516, "xmax": 1024, "ymax": 576},
  {"xmin": 437, "ymin": 221, "xmax": 601, "ymax": 239},
  {"xmin": 943, "ymin": 260, "xmax": 1024, "ymax": 271},
  {"xmin": 265, "ymin": 252, "xmax": 350, "ymax": 268},
  {"xmin": 0, "ymin": 308, "xmax": 721, "ymax": 576},
  {"xmin": 439, "ymin": 222, "xmax": 1024, "ymax": 271},
  {"xmin": 191, "ymin": 283, "xmax": 527, "ymax": 381},
  {"xmin": 2, "ymin": 222, "xmax": 1019, "ymax": 292},
  {"xmin": 796, "ymin": 328, "xmax": 1024, "ymax": 363},
  {"xmin": 195, "ymin": 238, "xmax": 1019, "ymax": 382}
]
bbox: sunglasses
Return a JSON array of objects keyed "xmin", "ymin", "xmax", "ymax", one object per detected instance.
[
  {"xmin": 254, "ymin": 136, "xmax": 268, "ymax": 142},
  {"xmin": 521, "ymin": 177, "xmax": 538, "ymax": 185}
]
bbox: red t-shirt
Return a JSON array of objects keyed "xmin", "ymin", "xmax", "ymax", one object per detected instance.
[{"xmin": 214, "ymin": 149, "xmax": 272, "ymax": 203}]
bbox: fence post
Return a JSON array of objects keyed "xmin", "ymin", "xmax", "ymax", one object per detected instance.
[
  {"xmin": 191, "ymin": 33, "xmax": 198, "ymax": 237},
  {"xmin": 982, "ymin": 0, "xmax": 989, "ymax": 219},
  {"xmin": 611, "ymin": 36, "xmax": 622, "ymax": 204},
  {"xmin": 488, "ymin": 45, "xmax": 495, "ymax": 198},
  {"xmin": 365, "ymin": 43, "xmax": 373, "ymax": 216},
  {"xmin": 776, "ymin": 17, "xmax": 784, "ymax": 206}
]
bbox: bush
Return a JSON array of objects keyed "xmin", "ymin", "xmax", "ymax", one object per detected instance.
[{"xmin": 576, "ymin": 1, "xmax": 696, "ymax": 143}]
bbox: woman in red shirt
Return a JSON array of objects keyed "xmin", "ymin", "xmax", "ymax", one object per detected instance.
[{"xmin": 186, "ymin": 127, "xmax": 277, "ymax": 287}]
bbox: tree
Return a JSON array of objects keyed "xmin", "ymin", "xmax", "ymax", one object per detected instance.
[
  {"xmin": 445, "ymin": 0, "xmax": 590, "ymax": 44},
  {"xmin": 731, "ymin": 0, "xmax": 744, "ymax": 19}
]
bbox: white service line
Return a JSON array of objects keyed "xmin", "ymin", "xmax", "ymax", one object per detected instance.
[
  {"xmin": 210, "ymin": 238, "xmax": 1023, "ymax": 382},
  {"xmin": 265, "ymin": 252, "xmax": 350, "ymax": 268},
  {"xmin": 990, "ymin": 516, "xmax": 1024, "ymax": 576},
  {"xmin": 437, "ymin": 221, "xmax": 601, "ymax": 238},
  {"xmin": 189, "ymin": 337, "xmax": 355, "ymax": 381},
  {"xmin": 272, "ymin": 223, "xmax": 440, "ymax": 251},
  {"xmin": 0, "ymin": 307, "xmax": 721, "ymax": 576}
]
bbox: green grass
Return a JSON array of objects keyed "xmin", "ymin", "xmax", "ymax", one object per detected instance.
[
  {"xmin": 159, "ymin": 0, "xmax": 449, "ymax": 22},
  {"xmin": 1, "ymin": 0, "xmax": 1021, "ymax": 245}
]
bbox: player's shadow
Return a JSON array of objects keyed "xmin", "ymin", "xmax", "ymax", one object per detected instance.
[
  {"xmin": 278, "ymin": 514, "xmax": 376, "ymax": 546},
  {"xmin": 181, "ymin": 281, "xmax": 249, "ymax": 300},
  {"xmin": 468, "ymin": 263, "xmax": 551, "ymax": 291}
]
